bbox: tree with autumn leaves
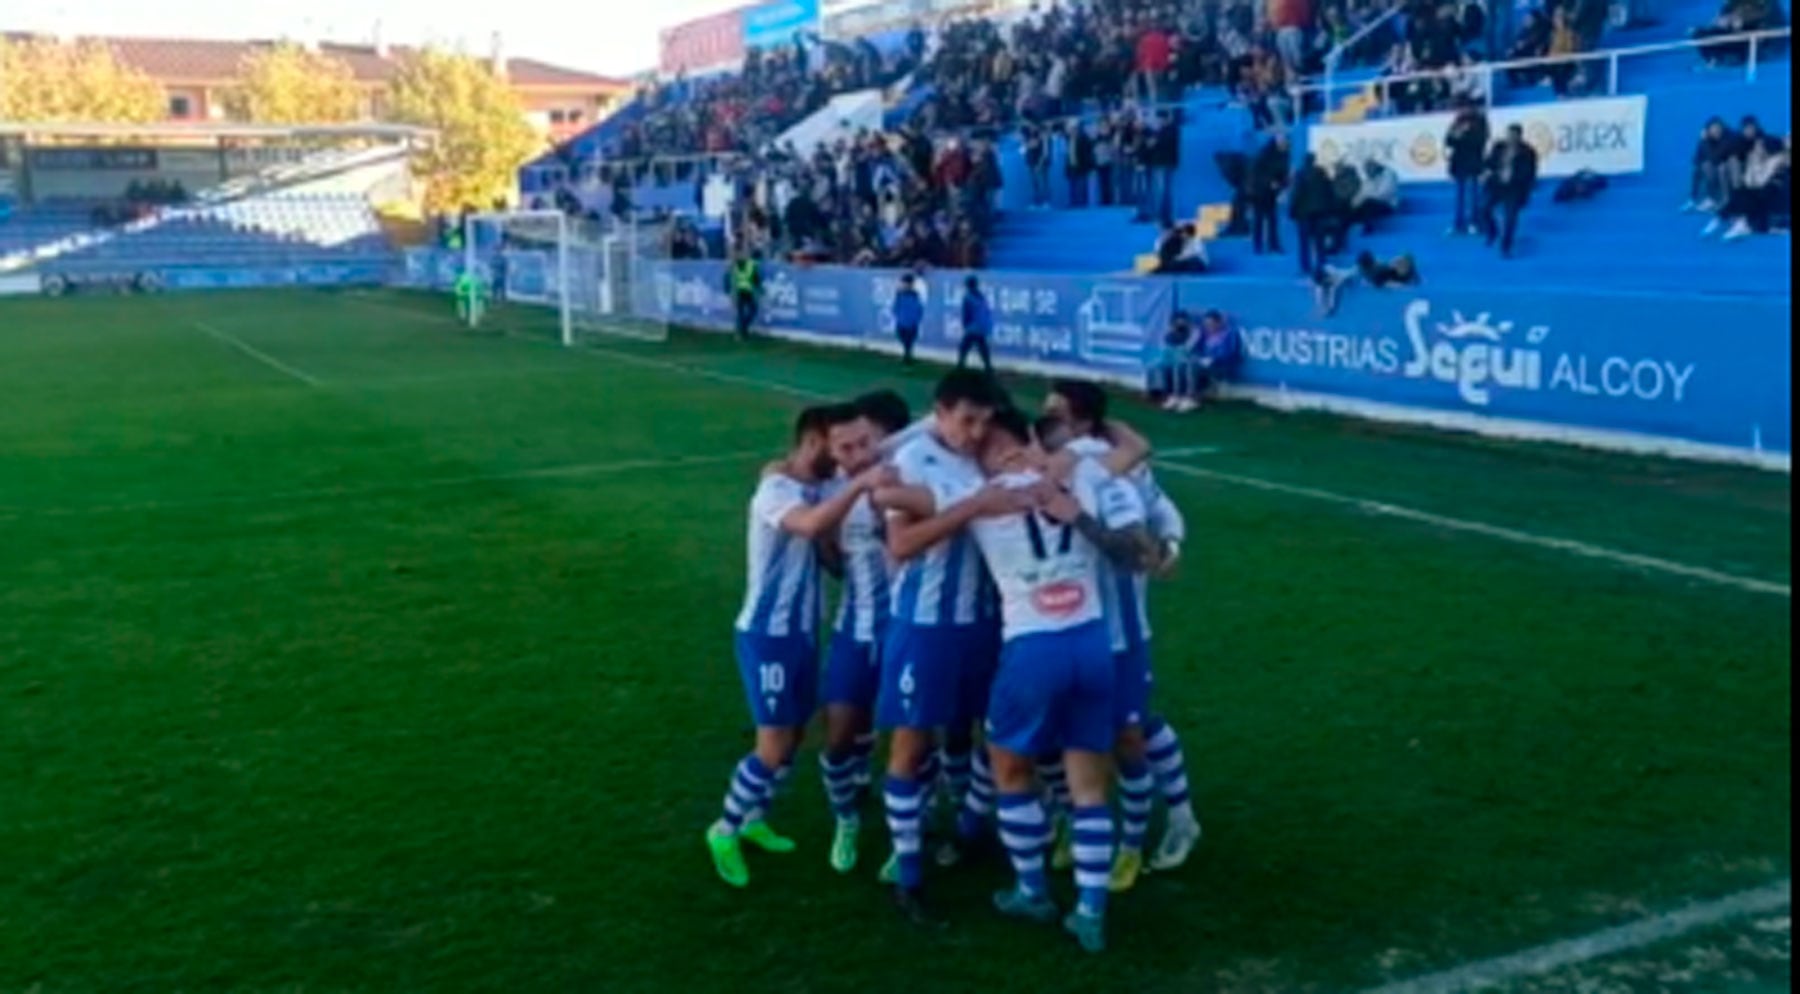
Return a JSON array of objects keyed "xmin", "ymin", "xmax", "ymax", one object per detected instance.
[
  {"xmin": 387, "ymin": 49, "xmax": 541, "ymax": 212},
  {"xmin": 227, "ymin": 43, "xmax": 363, "ymax": 125},
  {"xmin": 1, "ymin": 37, "xmax": 543, "ymax": 212},
  {"xmin": 0, "ymin": 37, "xmax": 164, "ymax": 123}
]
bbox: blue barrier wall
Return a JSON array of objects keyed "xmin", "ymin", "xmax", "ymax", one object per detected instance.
[{"xmin": 397, "ymin": 250, "xmax": 1791, "ymax": 467}]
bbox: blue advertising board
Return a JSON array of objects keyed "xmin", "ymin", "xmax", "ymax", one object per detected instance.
[
  {"xmin": 398, "ymin": 249, "xmax": 1791, "ymax": 465},
  {"xmin": 1186, "ymin": 278, "xmax": 1791, "ymax": 458},
  {"xmin": 635, "ymin": 259, "xmax": 1172, "ymax": 374},
  {"xmin": 744, "ymin": 0, "xmax": 820, "ymax": 49}
]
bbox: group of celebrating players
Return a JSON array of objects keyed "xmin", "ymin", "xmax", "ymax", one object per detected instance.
[{"xmin": 706, "ymin": 369, "xmax": 1202, "ymax": 954}]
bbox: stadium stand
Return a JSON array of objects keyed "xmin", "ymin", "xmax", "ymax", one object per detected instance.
[{"xmin": 516, "ymin": 0, "xmax": 1788, "ymax": 300}]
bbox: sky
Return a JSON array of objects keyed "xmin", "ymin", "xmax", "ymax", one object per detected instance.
[{"xmin": 5, "ymin": 0, "xmax": 747, "ymax": 78}]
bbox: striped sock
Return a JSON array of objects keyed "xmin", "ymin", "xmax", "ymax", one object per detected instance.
[
  {"xmin": 1038, "ymin": 758, "xmax": 1072, "ymax": 816},
  {"xmin": 1144, "ymin": 717, "xmax": 1196, "ymax": 827},
  {"xmin": 1117, "ymin": 760, "xmax": 1155, "ymax": 853},
  {"xmin": 851, "ymin": 733, "xmax": 878, "ymax": 792},
  {"xmin": 1071, "ymin": 804, "xmax": 1115, "ymax": 917},
  {"xmin": 821, "ymin": 750, "xmax": 862, "ymax": 820},
  {"xmin": 883, "ymin": 775, "xmax": 927, "ymax": 890},
  {"xmin": 743, "ymin": 758, "xmax": 794, "ymax": 825},
  {"xmin": 958, "ymin": 747, "xmax": 996, "ymax": 839},
  {"xmin": 996, "ymin": 792, "xmax": 1051, "ymax": 897},
  {"xmin": 718, "ymin": 754, "xmax": 776, "ymax": 834},
  {"xmin": 916, "ymin": 750, "xmax": 942, "ymax": 797},
  {"xmin": 939, "ymin": 747, "xmax": 973, "ymax": 809}
]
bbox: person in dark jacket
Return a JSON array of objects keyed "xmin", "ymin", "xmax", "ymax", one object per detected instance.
[
  {"xmin": 1481, "ymin": 124, "xmax": 1540, "ymax": 257},
  {"xmin": 1024, "ymin": 124, "xmax": 1052, "ymax": 208},
  {"xmin": 957, "ymin": 276, "xmax": 995, "ymax": 373},
  {"xmin": 1686, "ymin": 117, "xmax": 1738, "ymax": 211},
  {"xmin": 1326, "ymin": 161, "xmax": 1362, "ymax": 252},
  {"xmin": 1445, "ymin": 101, "xmax": 1491, "ymax": 235},
  {"xmin": 1249, "ymin": 132, "xmax": 1292, "ymax": 254},
  {"xmin": 1289, "ymin": 154, "xmax": 1337, "ymax": 274},
  {"xmin": 892, "ymin": 273, "xmax": 925, "ymax": 364},
  {"xmin": 1066, "ymin": 122, "xmax": 1097, "ymax": 208}
]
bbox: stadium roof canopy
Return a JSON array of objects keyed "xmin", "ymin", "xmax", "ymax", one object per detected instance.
[{"xmin": 0, "ymin": 121, "xmax": 436, "ymax": 140}]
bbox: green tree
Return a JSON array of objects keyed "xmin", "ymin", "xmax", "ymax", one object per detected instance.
[
  {"xmin": 227, "ymin": 44, "xmax": 363, "ymax": 124},
  {"xmin": 0, "ymin": 37, "xmax": 164, "ymax": 123},
  {"xmin": 387, "ymin": 49, "xmax": 541, "ymax": 213}
]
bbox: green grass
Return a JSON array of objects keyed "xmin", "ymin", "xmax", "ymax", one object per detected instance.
[{"xmin": 0, "ymin": 289, "xmax": 1789, "ymax": 993}]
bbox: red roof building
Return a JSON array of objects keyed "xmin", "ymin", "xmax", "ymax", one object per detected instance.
[{"xmin": 1, "ymin": 33, "xmax": 630, "ymax": 142}]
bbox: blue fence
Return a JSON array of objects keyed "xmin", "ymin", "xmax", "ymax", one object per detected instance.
[{"xmin": 396, "ymin": 250, "xmax": 1791, "ymax": 465}]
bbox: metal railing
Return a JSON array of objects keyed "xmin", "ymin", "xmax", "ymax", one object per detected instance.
[
  {"xmin": 1295, "ymin": 27, "xmax": 1790, "ymax": 119},
  {"xmin": 1321, "ymin": 0, "xmax": 1411, "ymax": 110}
]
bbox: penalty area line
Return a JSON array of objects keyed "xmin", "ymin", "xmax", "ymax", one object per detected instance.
[
  {"xmin": 193, "ymin": 321, "xmax": 324, "ymax": 387},
  {"xmin": 1362, "ymin": 878, "xmax": 1792, "ymax": 994},
  {"xmin": 1156, "ymin": 461, "xmax": 1790, "ymax": 599}
]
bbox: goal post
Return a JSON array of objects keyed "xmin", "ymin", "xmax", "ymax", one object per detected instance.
[{"xmin": 462, "ymin": 209, "xmax": 667, "ymax": 346}]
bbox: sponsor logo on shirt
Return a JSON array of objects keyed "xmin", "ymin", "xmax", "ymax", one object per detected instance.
[{"xmin": 1031, "ymin": 580, "xmax": 1087, "ymax": 617}]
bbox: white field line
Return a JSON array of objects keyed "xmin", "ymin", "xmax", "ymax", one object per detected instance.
[
  {"xmin": 193, "ymin": 321, "xmax": 323, "ymax": 387},
  {"xmin": 1363, "ymin": 878, "xmax": 1792, "ymax": 994},
  {"xmin": 1155, "ymin": 461, "xmax": 1791, "ymax": 598},
  {"xmin": 341, "ymin": 295, "xmax": 1790, "ymax": 598},
  {"xmin": 0, "ymin": 450, "xmax": 766, "ymax": 520}
]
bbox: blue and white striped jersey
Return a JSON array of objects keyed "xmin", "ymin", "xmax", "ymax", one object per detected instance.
[
  {"xmin": 734, "ymin": 472, "xmax": 822, "ymax": 639},
  {"xmin": 831, "ymin": 485, "xmax": 890, "ymax": 643},
  {"xmin": 888, "ymin": 431, "xmax": 987, "ymax": 628},
  {"xmin": 1066, "ymin": 439, "xmax": 1167, "ymax": 652},
  {"xmin": 967, "ymin": 461, "xmax": 1144, "ymax": 642}
]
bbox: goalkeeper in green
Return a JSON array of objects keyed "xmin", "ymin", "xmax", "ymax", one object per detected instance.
[{"xmin": 454, "ymin": 268, "xmax": 488, "ymax": 325}]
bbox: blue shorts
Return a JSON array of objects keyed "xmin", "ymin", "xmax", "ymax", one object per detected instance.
[
  {"xmin": 823, "ymin": 629, "xmax": 883, "ymax": 711},
  {"xmin": 1114, "ymin": 644, "xmax": 1154, "ymax": 731},
  {"xmin": 735, "ymin": 631, "xmax": 818, "ymax": 728},
  {"xmin": 951, "ymin": 619, "xmax": 1002, "ymax": 729},
  {"xmin": 985, "ymin": 621, "xmax": 1115, "ymax": 758},
  {"xmin": 877, "ymin": 622, "xmax": 987, "ymax": 731}
]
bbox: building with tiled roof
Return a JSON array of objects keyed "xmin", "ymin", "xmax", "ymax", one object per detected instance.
[{"xmin": 0, "ymin": 32, "xmax": 630, "ymax": 142}]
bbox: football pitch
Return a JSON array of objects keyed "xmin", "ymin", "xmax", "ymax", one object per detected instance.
[{"xmin": 0, "ymin": 288, "xmax": 1789, "ymax": 993}]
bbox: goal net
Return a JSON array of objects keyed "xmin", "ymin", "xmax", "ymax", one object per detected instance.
[{"xmin": 462, "ymin": 210, "xmax": 668, "ymax": 345}]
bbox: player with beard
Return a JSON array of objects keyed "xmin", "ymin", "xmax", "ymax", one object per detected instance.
[{"xmin": 705, "ymin": 404, "xmax": 890, "ymax": 889}]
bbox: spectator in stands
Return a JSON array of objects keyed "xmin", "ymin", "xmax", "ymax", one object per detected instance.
[
  {"xmin": 1446, "ymin": 100, "xmax": 1492, "ymax": 234},
  {"xmin": 1686, "ymin": 117, "xmax": 1739, "ymax": 212},
  {"xmin": 1095, "ymin": 118, "xmax": 1120, "ymax": 206},
  {"xmin": 1249, "ymin": 131, "xmax": 1292, "ymax": 255},
  {"xmin": 1352, "ymin": 159, "xmax": 1402, "ymax": 233},
  {"xmin": 1709, "ymin": 133, "xmax": 1791, "ymax": 239},
  {"xmin": 1024, "ymin": 124, "xmax": 1052, "ymax": 209},
  {"xmin": 1152, "ymin": 223, "xmax": 1210, "ymax": 274},
  {"xmin": 1695, "ymin": 0, "xmax": 1788, "ymax": 65},
  {"xmin": 1144, "ymin": 110, "xmax": 1183, "ymax": 228},
  {"xmin": 1326, "ymin": 160, "xmax": 1363, "ymax": 253},
  {"xmin": 1506, "ymin": 10, "xmax": 1556, "ymax": 87},
  {"xmin": 1290, "ymin": 153, "xmax": 1338, "ymax": 274},
  {"xmin": 1481, "ymin": 123, "xmax": 1540, "ymax": 257},
  {"xmin": 957, "ymin": 276, "xmax": 995, "ymax": 373},
  {"xmin": 892, "ymin": 273, "xmax": 925, "ymax": 365},
  {"xmin": 1134, "ymin": 15, "xmax": 1177, "ymax": 104},
  {"xmin": 949, "ymin": 218, "xmax": 988, "ymax": 269},
  {"xmin": 1545, "ymin": 7, "xmax": 1588, "ymax": 96},
  {"xmin": 1065, "ymin": 121, "xmax": 1097, "ymax": 208}
]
